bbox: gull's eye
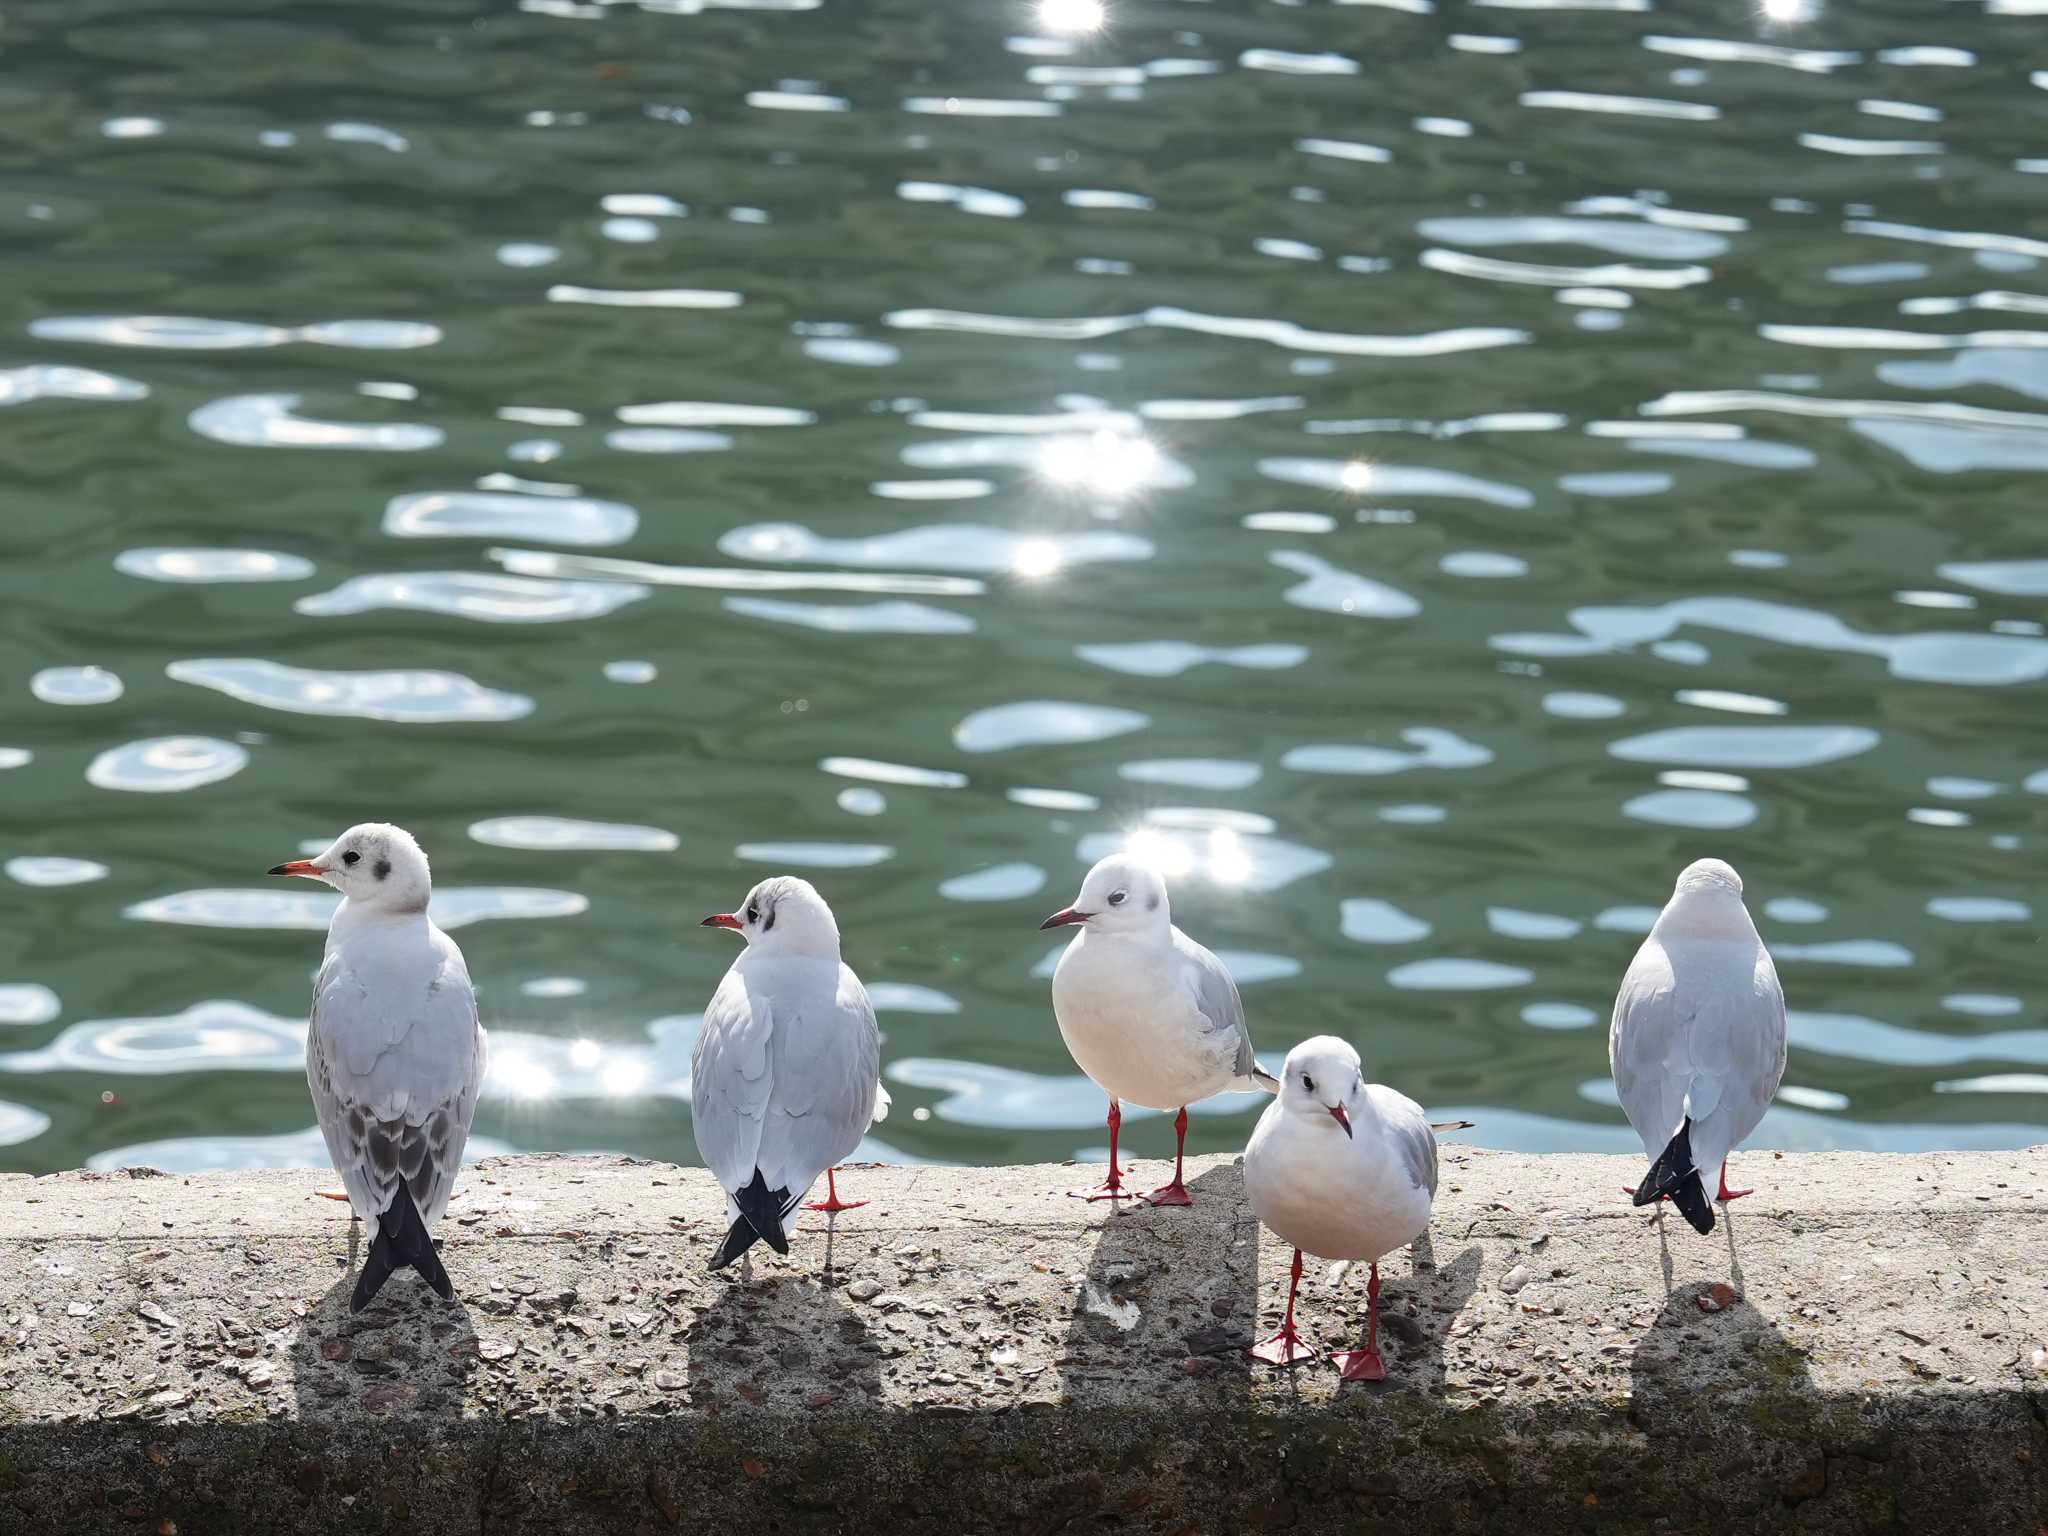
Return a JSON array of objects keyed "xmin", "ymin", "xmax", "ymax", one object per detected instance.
[
  {"xmin": 1106, "ymin": 889, "xmax": 1127, "ymax": 907},
  {"xmin": 1302, "ymin": 1073, "xmax": 1316, "ymax": 1093},
  {"xmin": 745, "ymin": 904, "xmax": 760, "ymax": 924},
  {"xmin": 341, "ymin": 851, "xmax": 360, "ymax": 867}
]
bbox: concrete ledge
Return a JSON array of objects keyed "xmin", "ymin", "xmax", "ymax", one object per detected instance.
[{"xmin": 0, "ymin": 1149, "xmax": 2043, "ymax": 1533}]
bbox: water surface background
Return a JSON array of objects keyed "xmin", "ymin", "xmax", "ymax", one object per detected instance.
[{"xmin": 1, "ymin": 0, "xmax": 2045, "ymax": 1176}]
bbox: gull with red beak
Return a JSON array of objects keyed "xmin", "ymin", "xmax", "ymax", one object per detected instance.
[
  {"xmin": 1242, "ymin": 1036, "xmax": 1453, "ymax": 1382},
  {"xmin": 269, "ymin": 822, "xmax": 485, "ymax": 1311},
  {"xmin": 1040, "ymin": 852, "xmax": 1277, "ymax": 1204},
  {"xmin": 692, "ymin": 876, "xmax": 889, "ymax": 1270}
]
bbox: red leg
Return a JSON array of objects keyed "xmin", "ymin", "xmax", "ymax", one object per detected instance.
[
  {"xmin": 1716, "ymin": 1160, "xmax": 1752, "ymax": 1202},
  {"xmin": 806, "ymin": 1167, "xmax": 867, "ymax": 1213},
  {"xmin": 1145, "ymin": 1107, "xmax": 1194, "ymax": 1206},
  {"xmin": 1248, "ymin": 1249, "xmax": 1318, "ymax": 1366},
  {"xmin": 1333, "ymin": 1262, "xmax": 1388, "ymax": 1381},
  {"xmin": 1070, "ymin": 1099, "xmax": 1136, "ymax": 1201}
]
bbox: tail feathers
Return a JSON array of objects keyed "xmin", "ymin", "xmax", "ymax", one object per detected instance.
[
  {"xmin": 1245, "ymin": 1065, "xmax": 1281, "ymax": 1094},
  {"xmin": 709, "ymin": 1169, "xmax": 792, "ymax": 1270},
  {"xmin": 1636, "ymin": 1117, "xmax": 1714, "ymax": 1236},
  {"xmin": 352, "ymin": 1184, "xmax": 451, "ymax": 1311},
  {"xmin": 1430, "ymin": 1119, "xmax": 1476, "ymax": 1134}
]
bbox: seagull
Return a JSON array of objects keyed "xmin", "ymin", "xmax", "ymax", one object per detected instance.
[
  {"xmin": 1610, "ymin": 857, "xmax": 1787, "ymax": 1236},
  {"xmin": 1241, "ymin": 1036, "xmax": 1450, "ymax": 1381},
  {"xmin": 1040, "ymin": 853, "xmax": 1278, "ymax": 1204},
  {"xmin": 270, "ymin": 823, "xmax": 485, "ymax": 1311},
  {"xmin": 692, "ymin": 876, "xmax": 889, "ymax": 1269}
]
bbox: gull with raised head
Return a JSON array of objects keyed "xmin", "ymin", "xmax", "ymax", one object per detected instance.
[
  {"xmin": 1611, "ymin": 857, "xmax": 1787, "ymax": 1236},
  {"xmin": 693, "ymin": 876, "xmax": 889, "ymax": 1269},
  {"xmin": 1040, "ymin": 853, "xmax": 1277, "ymax": 1204},
  {"xmin": 1242, "ymin": 1036, "xmax": 1451, "ymax": 1381},
  {"xmin": 271, "ymin": 823, "xmax": 486, "ymax": 1311}
]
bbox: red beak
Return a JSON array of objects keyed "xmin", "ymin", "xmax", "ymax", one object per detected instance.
[
  {"xmin": 701, "ymin": 913, "xmax": 744, "ymax": 931},
  {"xmin": 1039, "ymin": 907, "xmax": 1090, "ymax": 930},
  {"xmin": 268, "ymin": 859, "xmax": 323, "ymax": 878},
  {"xmin": 1329, "ymin": 1104, "xmax": 1353, "ymax": 1139}
]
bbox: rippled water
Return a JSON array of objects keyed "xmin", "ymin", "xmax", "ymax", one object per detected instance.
[{"xmin": 1, "ymin": 0, "xmax": 2045, "ymax": 1177}]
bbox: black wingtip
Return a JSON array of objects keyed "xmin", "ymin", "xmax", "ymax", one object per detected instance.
[
  {"xmin": 711, "ymin": 1170, "xmax": 792, "ymax": 1270},
  {"xmin": 1636, "ymin": 1116, "xmax": 1715, "ymax": 1235},
  {"xmin": 351, "ymin": 1184, "xmax": 451, "ymax": 1309},
  {"xmin": 708, "ymin": 1215, "xmax": 759, "ymax": 1271}
]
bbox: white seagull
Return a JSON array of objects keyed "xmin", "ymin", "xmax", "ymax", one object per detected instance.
[
  {"xmin": 1610, "ymin": 857, "xmax": 1787, "ymax": 1236},
  {"xmin": 270, "ymin": 823, "xmax": 486, "ymax": 1311},
  {"xmin": 692, "ymin": 876, "xmax": 889, "ymax": 1269},
  {"xmin": 1242, "ymin": 1036, "xmax": 1450, "ymax": 1381},
  {"xmin": 1040, "ymin": 853, "xmax": 1277, "ymax": 1204}
]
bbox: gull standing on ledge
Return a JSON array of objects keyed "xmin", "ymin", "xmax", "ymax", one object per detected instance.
[
  {"xmin": 1242, "ymin": 1036, "xmax": 1450, "ymax": 1381},
  {"xmin": 693, "ymin": 877, "xmax": 889, "ymax": 1269},
  {"xmin": 271, "ymin": 823, "xmax": 485, "ymax": 1311},
  {"xmin": 1041, "ymin": 853, "xmax": 1278, "ymax": 1204},
  {"xmin": 1611, "ymin": 857, "xmax": 1786, "ymax": 1237}
]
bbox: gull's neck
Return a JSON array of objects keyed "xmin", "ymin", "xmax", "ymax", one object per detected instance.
[{"xmin": 330, "ymin": 894, "xmax": 431, "ymax": 946}]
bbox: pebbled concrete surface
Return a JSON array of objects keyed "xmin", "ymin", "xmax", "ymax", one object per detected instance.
[{"xmin": 0, "ymin": 1149, "xmax": 2042, "ymax": 1534}]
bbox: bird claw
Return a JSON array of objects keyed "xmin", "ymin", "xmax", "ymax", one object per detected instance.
[
  {"xmin": 1246, "ymin": 1328, "xmax": 1318, "ymax": 1367},
  {"xmin": 806, "ymin": 1196, "xmax": 868, "ymax": 1213},
  {"xmin": 1142, "ymin": 1179, "xmax": 1193, "ymax": 1207},
  {"xmin": 313, "ymin": 1190, "xmax": 352, "ymax": 1203},
  {"xmin": 1333, "ymin": 1348, "xmax": 1387, "ymax": 1383},
  {"xmin": 1067, "ymin": 1166, "xmax": 1137, "ymax": 1201},
  {"xmin": 1717, "ymin": 1184, "xmax": 1753, "ymax": 1202}
]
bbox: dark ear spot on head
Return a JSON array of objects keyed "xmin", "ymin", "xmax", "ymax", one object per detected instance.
[
  {"xmin": 762, "ymin": 904, "xmax": 776, "ymax": 932},
  {"xmin": 1147, "ymin": 894, "xmax": 1160, "ymax": 911},
  {"xmin": 373, "ymin": 859, "xmax": 392, "ymax": 881}
]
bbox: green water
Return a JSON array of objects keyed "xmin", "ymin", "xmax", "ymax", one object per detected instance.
[{"xmin": 0, "ymin": 0, "xmax": 2044, "ymax": 1178}]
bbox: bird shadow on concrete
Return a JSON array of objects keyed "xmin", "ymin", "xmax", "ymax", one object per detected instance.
[
  {"xmin": 292, "ymin": 1217, "xmax": 482, "ymax": 1427},
  {"xmin": 682, "ymin": 1261, "xmax": 882, "ymax": 1415},
  {"xmin": 1628, "ymin": 1277, "xmax": 1815, "ymax": 1438},
  {"xmin": 1322, "ymin": 1230, "xmax": 1486, "ymax": 1394},
  {"xmin": 1059, "ymin": 1162, "xmax": 1254, "ymax": 1409}
]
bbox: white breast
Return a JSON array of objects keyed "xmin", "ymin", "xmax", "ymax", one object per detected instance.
[
  {"xmin": 1244, "ymin": 1107, "xmax": 1433, "ymax": 1263},
  {"xmin": 1050, "ymin": 932, "xmax": 1238, "ymax": 1110}
]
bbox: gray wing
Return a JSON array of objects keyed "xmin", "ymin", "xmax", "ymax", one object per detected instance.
[
  {"xmin": 1172, "ymin": 927, "xmax": 1276, "ymax": 1089},
  {"xmin": 307, "ymin": 927, "xmax": 483, "ymax": 1238},
  {"xmin": 1368, "ymin": 1084, "xmax": 1439, "ymax": 1197},
  {"xmin": 1610, "ymin": 935, "xmax": 1787, "ymax": 1168},
  {"xmin": 753, "ymin": 965, "xmax": 883, "ymax": 1210},
  {"xmin": 690, "ymin": 965, "xmax": 775, "ymax": 1199}
]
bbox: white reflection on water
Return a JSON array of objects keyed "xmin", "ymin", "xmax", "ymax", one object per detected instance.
[
  {"xmin": 297, "ymin": 571, "xmax": 649, "ymax": 623},
  {"xmin": 724, "ymin": 521, "xmax": 1150, "ymax": 574},
  {"xmin": 167, "ymin": 658, "xmax": 534, "ymax": 723},
  {"xmin": 954, "ymin": 701, "xmax": 1147, "ymax": 753},
  {"xmin": 189, "ymin": 393, "xmax": 443, "ymax": 451},
  {"xmin": 116, "ymin": 548, "xmax": 314, "ymax": 583},
  {"xmin": 725, "ymin": 597, "xmax": 975, "ymax": 635},
  {"xmin": 6, "ymin": 858, "xmax": 108, "ymax": 887},
  {"xmin": 86, "ymin": 736, "xmax": 248, "ymax": 793},
  {"xmin": 386, "ymin": 489, "xmax": 638, "ymax": 546},
  {"xmin": 0, "ymin": 986, "xmax": 61, "ymax": 1027},
  {"xmin": 1078, "ymin": 641, "xmax": 1305, "ymax": 678},
  {"xmin": 124, "ymin": 887, "xmax": 588, "ymax": 930},
  {"xmin": 30, "ymin": 666, "xmax": 122, "ymax": 705},
  {"xmin": 469, "ymin": 817, "xmax": 677, "ymax": 852},
  {"xmin": 0, "ymin": 1001, "xmax": 304, "ymax": 1075}
]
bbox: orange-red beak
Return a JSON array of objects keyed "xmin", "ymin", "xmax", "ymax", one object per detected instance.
[
  {"xmin": 268, "ymin": 859, "xmax": 324, "ymax": 878},
  {"xmin": 701, "ymin": 913, "xmax": 744, "ymax": 931},
  {"xmin": 1329, "ymin": 1104, "xmax": 1353, "ymax": 1139},
  {"xmin": 1039, "ymin": 907, "xmax": 1090, "ymax": 930}
]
